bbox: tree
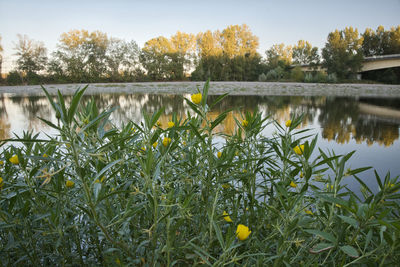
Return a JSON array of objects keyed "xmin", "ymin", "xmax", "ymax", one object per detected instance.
[
  {"xmin": 193, "ymin": 25, "xmax": 261, "ymax": 81},
  {"xmin": 14, "ymin": 34, "xmax": 47, "ymax": 82},
  {"xmin": 362, "ymin": 25, "xmax": 400, "ymax": 56},
  {"xmin": 196, "ymin": 30, "xmax": 222, "ymax": 58},
  {"xmin": 292, "ymin": 40, "xmax": 320, "ymax": 66},
  {"xmin": 322, "ymin": 27, "xmax": 363, "ymax": 79},
  {"xmin": 51, "ymin": 29, "xmax": 109, "ymax": 82},
  {"xmin": 220, "ymin": 24, "xmax": 259, "ymax": 58},
  {"xmin": 141, "ymin": 36, "xmax": 174, "ymax": 80},
  {"xmin": 265, "ymin": 43, "xmax": 292, "ymax": 68},
  {"xmin": 170, "ymin": 31, "xmax": 196, "ymax": 76},
  {"xmin": 0, "ymin": 35, "xmax": 3, "ymax": 79},
  {"xmin": 106, "ymin": 38, "xmax": 140, "ymax": 81}
]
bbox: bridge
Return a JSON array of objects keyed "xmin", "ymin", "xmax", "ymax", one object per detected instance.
[{"xmin": 297, "ymin": 53, "xmax": 400, "ymax": 74}]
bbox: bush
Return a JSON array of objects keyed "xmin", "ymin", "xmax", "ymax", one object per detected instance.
[
  {"xmin": 327, "ymin": 73, "xmax": 338, "ymax": 83},
  {"xmin": 304, "ymin": 72, "xmax": 313, "ymax": 83},
  {"xmin": 266, "ymin": 69, "xmax": 278, "ymax": 80},
  {"xmin": 5, "ymin": 71, "xmax": 23, "ymax": 85},
  {"xmin": 314, "ymin": 71, "xmax": 327, "ymax": 83},
  {"xmin": 290, "ymin": 66, "xmax": 304, "ymax": 82},
  {"xmin": 258, "ymin": 73, "xmax": 267, "ymax": 82},
  {"xmin": 1, "ymin": 82, "xmax": 399, "ymax": 265}
]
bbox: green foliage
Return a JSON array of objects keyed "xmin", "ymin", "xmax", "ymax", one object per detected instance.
[
  {"xmin": 322, "ymin": 27, "xmax": 364, "ymax": 80},
  {"xmin": 5, "ymin": 71, "xmax": 23, "ymax": 85},
  {"xmin": 292, "ymin": 40, "xmax": 320, "ymax": 66},
  {"xmin": 14, "ymin": 34, "xmax": 47, "ymax": 83},
  {"xmin": 304, "ymin": 72, "xmax": 314, "ymax": 83},
  {"xmin": 1, "ymin": 83, "xmax": 399, "ymax": 265},
  {"xmin": 258, "ymin": 73, "xmax": 267, "ymax": 82},
  {"xmin": 362, "ymin": 25, "xmax": 400, "ymax": 56},
  {"xmin": 290, "ymin": 66, "xmax": 305, "ymax": 82}
]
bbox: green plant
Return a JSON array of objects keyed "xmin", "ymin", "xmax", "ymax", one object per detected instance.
[{"xmin": 0, "ymin": 82, "xmax": 399, "ymax": 265}]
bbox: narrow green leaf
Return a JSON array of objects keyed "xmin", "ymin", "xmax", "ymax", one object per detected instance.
[
  {"xmin": 68, "ymin": 85, "xmax": 88, "ymax": 124},
  {"xmin": 338, "ymin": 215, "xmax": 358, "ymax": 228},
  {"xmin": 304, "ymin": 229, "xmax": 337, "ymax": 244},
  {"xmin": 309, "ymin": 242, "xmax": 334, "ymax": 254},
  {"xmin": 340, "ymin": 245, "xmax": 359, "ymax": 258}
]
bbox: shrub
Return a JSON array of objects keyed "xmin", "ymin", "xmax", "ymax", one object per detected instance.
[
  {"xmin": 0, "ymin": 82, "xmax": 399, "ymax": 265},
  {"xmin": 290, "ymin": 66, "xmax": 304, "ymax": 82},
  {"xmin": 266, "ymin": 69, "xmax": 278, "ymax": 80},
  {"xmin": 304, "ymin": 72, "xmax": 313, "ymax": 83},
  {"xmin": 258, "ymin": 73, "xmax": 267, "ymax": 82},
  {"xmin": 5, "ymin": 71, "xmax": 23, "ymax": 85},
  {"xmin": 327, "ymin": 73, "xmax": 338, "ymax": 83},
  {"xmin": 314, "ymin": 71, "xmax": 327, "ymax": 83}
]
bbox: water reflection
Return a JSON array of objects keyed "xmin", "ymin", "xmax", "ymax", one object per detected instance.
[{"xmin": 0, "ymin": 94, "xmax": 399, "ymax": 147}]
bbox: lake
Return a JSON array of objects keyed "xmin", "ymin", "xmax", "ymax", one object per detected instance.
[{"xmin": 1, "ymin": 91, "xmax": 400, "ymax": 194}]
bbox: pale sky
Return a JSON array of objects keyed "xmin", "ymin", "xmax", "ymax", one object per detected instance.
[{"xmin": 1, "ymin": 0, "xmax": 399, "ymax": 72}]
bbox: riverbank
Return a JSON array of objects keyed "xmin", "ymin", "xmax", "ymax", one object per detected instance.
[{"xmin": 1, "ymin": 81, "xmax": 400, "ymax": 97}]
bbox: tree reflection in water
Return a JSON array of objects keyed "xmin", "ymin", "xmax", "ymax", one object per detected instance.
[{"xmin": 0, "ymin": 94, "xmax": 399, "ymax": 147}]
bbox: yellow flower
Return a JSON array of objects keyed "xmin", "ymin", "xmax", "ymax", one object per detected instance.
[
  {"xmin": 162, "ymin": 137, "xmax": 172, "ymax": 147},
  {"xmin": 242, "ymin": 119, "xmax": 249, "ymax": 127},
  {"xmin": 191, "ymin": 93, "xmax": 202, "ymax": 104},
  {"xmin": 101, "ymin": 176, "xmax": 105, "ymax": 182},
  {"xmin": 285, "ymin": 119, "xmax": 292, "ymax": 127},
  {"xmin": 66, "ymin": 180, "xmax": 74, "ymax": 188},
  {"xmin": 141, "ymin": 146, "xmax": 146, "ymax": 152},
  {"xmin": 9, "ymin": 155, "xmax": 19, "ymax": 165},
  {"xmin": 335, "ymin": 204, "xmax": 341, "ymax": 208},
  {"xmin": 182, "ymin": 141, "xmax": 187, "ymax": 146},
  {"xmin": 242, "ymin": 169, "xmax": 247, "ymax": 173},
  {"xmin": 290, "ymin": 181, "xmax": 297, "ymax": 188},
  {"xmin": 95, "ymin": 179, "xmax": 100, "ymax": 183},
  {"xmin": 222, "ymin": 183, "xmax": 230, "ymax": 189},
  {"xmin": 153, "ymin": 142, "xmax": 158, "ymax": 149},
  {"xmin": 43, "ymin": 153, "xmax": 48, "ymax": 158},
  {"xmin": 0, "ymin": 177, "xmax": 3, "ymax": 189},
  {"xmin": 0, "ymin": 160, "xmax": 4, "ymax": 165},
  {"xmin": 217, "ymin": 151, "xmax": 222, "ymax": 158},
  {"xmin": 223, "ymin": 211, "xmax": 233, "ymax": 223},
  {"xmin": 293, "ymin": 145, "xmax": 305, "ymax": 155},
  {"xmin": 305, "ymin": 209, "xmax": 313, "ymax": 215},
  {"xmin": 236, "ymin": 224, "xmax": 251, "ymax": 241},
  {"xmin": 167, "ymin": 121, "xmax": 175, "ymax": 128},
  {"xmin": 300, "ymin": 171, "xmax": 304, "ymax": 178},
  {"xmin": 156, "ymin": 121, "xmax": 162, "ymax": 127}
]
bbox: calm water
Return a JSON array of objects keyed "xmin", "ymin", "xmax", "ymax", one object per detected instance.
[{"xmin": 1, "ymin": 93, "xmax": 400, "ymax": 193}]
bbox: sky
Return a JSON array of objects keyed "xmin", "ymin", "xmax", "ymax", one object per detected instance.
[{"xmin": 1, "ymin": 0, "xmax": 399, "ymax": 72}]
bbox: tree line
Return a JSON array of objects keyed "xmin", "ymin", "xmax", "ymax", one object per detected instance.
[{"xmin": 0, "ymin": 24, "xmax": 399, "ymax": 85}]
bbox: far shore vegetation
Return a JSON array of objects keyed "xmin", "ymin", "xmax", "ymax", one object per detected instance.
[{"xmin": 0, "ymin": 24, "xmax": 400, "ymax": 86}]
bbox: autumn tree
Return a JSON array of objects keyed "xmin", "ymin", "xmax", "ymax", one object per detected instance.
[
  {"xmin": 362, "ymin": 25, "xmax": 400, "ymax": 56},
  {"xmin": 292, "ymin": 40, "xmax": 320, "ymax": 66},
  {"xmin": 50, "ymin": 29, "xmax": 109, "ymax": 82},
  {"xmin": 192, "ymin": 24, "xmax": 261, "ymax": 81},
  {"xmin": 170, "ymin": 31, "xmax": 196, "ymax": 76},
  {"xmin": 220, "ymin": 24, "xmax": 259, "ymax": 58},
  {"xmin": 265, "ymin": 43, "xmax": 293, "ymax": 68},
  {"xmin": 14, "ymin": 34, "xmax": 47, "ymax": 83},
  {"xmin": 0, "ymin": 35, "xmax": 3, "ymax": 78},
  {"xmin": 141, "ymin": 36, "xmax": 174, "ymax": 80},
  {"xmin": 322, "ymin": 27, "xmax": 364, "ymax": 79}
]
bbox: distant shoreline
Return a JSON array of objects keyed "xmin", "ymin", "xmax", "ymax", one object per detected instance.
[{"xmin": 1, "ymin": 81, "xmax": 400, "ymax": 98}]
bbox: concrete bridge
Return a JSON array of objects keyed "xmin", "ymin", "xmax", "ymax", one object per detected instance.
[{"xmin": 297, "ymin": 53, "xmax": 400, "ymax": 73}]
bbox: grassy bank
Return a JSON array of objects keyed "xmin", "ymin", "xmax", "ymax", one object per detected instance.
[{"xmin": 0, "ymin": 82, "xmax": 399, "ymax": 265}]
